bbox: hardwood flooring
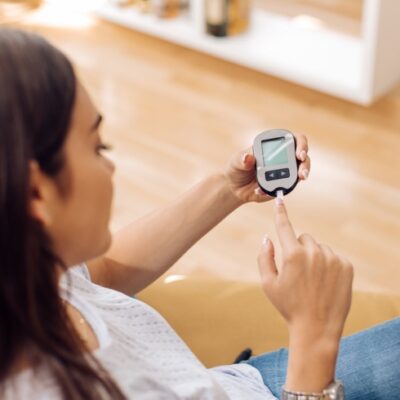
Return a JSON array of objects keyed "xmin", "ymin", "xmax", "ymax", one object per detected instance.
[{"xmin": 6, "ymin": 1, "xmax": 400, "ymax": 294}]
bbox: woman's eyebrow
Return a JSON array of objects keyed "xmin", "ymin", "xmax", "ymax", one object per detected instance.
[{"xmin": 90, "ymin": 114, "xmax": 103, "ymax": 132}]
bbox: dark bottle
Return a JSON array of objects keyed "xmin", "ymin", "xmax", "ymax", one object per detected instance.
[
  {"xmin": 205, "ymin": 0, "xmax": 250, "ymax": 38},
  {"xmin": 205, "ymin": 0, "xmax": 228, "ymax": 37}
]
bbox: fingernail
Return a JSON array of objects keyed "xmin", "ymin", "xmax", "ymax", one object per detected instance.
[
  {"xmin": 302, "ymin": 169, "xmax": 309, "ymax": 179},
  {"xmin": 262, "ymin": 235, "xmax": 269, "ymax": 246},
  {"xmin": 299, "ymin": 150, "xmax": 307, "ymax": 162},
  {"xmin": 255, "ymin": 187, "xmax": 263, "ymax": 195},
  {"xmin": 242, "ymin": 153, "xmax": 249, "ymax": 165},
  {"xmin": 275, "ymin": 196, "xmax": 284, "ymax": 206}
]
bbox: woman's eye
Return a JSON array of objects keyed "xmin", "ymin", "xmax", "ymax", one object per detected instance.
[{"xmin": 96, "ymin": 143, "xmax": 113, "ymax": 154}]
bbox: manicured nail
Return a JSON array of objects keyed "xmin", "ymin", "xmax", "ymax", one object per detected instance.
[
  {"xmin": 302, "ymin": 169, "xmax": 309, "ymax": 179},
  {"xmin": 275, "ymin": 196, "xmax": 284, "ymax": 206},
  {"xmin": 299, "ymin": 150, "xmax": 307, "ymax": 162},
  {"xmin": 242, "ymin": 153, "xmax": 249, "ymax": 165},
  {"xmin": 262, "ymin": 235, "xmax": 269, "ymax": 246}
]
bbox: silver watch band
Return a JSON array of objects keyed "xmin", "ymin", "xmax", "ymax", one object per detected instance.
[
  {"xmin": 281, "ymin": 390, "xmax": 327, "ymax": 400},
  {"xmin": 281, "ymin": 381, "xmax": 344, "ymax": 400}
]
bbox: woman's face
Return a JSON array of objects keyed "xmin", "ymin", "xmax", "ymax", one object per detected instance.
[{"xmin": 36, "ymin": 82, "xmax": 115, "ymax": 267}]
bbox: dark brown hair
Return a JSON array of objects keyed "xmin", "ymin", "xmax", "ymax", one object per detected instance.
[{"xmin": 0, "ymin": 28, "xmax": 126, "ymax": 399}]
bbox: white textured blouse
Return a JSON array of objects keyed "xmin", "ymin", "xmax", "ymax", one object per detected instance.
[{"xmin": 1, "ymin": 264, "xmax": 276, "ymax": 399}]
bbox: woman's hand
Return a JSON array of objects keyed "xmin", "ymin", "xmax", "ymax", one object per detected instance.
[
  {"xmin": 223, "ymin": 132, "xmax": 310, "ymax": 205},
  {"xmin": 258, "ymin": 197, "xmax": 353, "ymax": 340},
  {"xmin": 257, "ymin": 197, "xmax": 354, "ymax": 392}
]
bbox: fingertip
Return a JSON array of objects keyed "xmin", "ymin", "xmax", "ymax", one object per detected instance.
[
  {"xmin": 297, "ymin": 150, "xmax": 307, "ymax": 162},
  {"xmin": 260, "ymin": 235, "xmax": 274, "ymax": 257},
  {"xmin": 273, "ymin": 195, "xmax": 288, "ymax": 221},
  {"xmin": 246, "ymin": 153, "xmax": 256, "ymax": 168},
  {"xmin": 274, "ymin": 195, "xmax": 284, "ymax": 207},
  {"xmin": 294, "ymin": 131, "xmax": 309, "ymax": 155},
  {"xmin": 259, "ymin": 236, "xmax": 277, "ymax": 279},
  {"xmin": 299, "ymin": 168, "xmax": 309, "ymax": 180},
  {"xmin": 241, "ymin": 152, "xmax": 255, "ymax": 170}
]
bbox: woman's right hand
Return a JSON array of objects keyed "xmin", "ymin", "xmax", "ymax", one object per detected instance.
[{"xmin": 257, "ymin": 196, "xmax": 354, "ymax": 393}]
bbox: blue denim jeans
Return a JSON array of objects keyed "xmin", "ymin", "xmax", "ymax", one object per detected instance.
[{"xmin": 242, "ymin": 317, "xmax": 400, "ymax": 399}]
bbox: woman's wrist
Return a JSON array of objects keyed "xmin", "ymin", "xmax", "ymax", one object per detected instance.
[
  {"xmin": 288, "ymin": 319, "xmax": 344, "ymax": 348},
  {"xmin": 285, "ymin": 333, "xmax": 339, "ymax": 393},
  {"xmin": 214, "ymin": 172, "xmax": 246, "ymax": 210}
]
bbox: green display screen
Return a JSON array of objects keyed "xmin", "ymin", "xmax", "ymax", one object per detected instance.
[{"xmin": 262, "ymin": 138, "xmax": 288, "ymax": 166}]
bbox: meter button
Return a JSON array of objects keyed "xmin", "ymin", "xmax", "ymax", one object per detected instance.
[
  {"xmin": 265, "ymin": 170, "xmax": 279, "ymax": 181},
  {"xmin": 278, "ymin": 168, "xmax": 290, "ymax": 179}
]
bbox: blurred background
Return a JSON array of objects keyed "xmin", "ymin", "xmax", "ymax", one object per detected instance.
[{"xmin": 1, "ymin": 0, "xmax": 399, "ymax": 295}]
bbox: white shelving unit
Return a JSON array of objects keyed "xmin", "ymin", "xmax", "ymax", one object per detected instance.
[{"xmin": 94, "ymin": 0, "xmax": 400, "ymax": 105}]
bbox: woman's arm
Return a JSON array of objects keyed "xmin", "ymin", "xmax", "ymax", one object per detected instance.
[
  {"xmin": 88, "ymin": 173, "xmax": 242, "ymax": 295},
  {"xmin": 88, "ymin": 133, "xmax": 310, "ymax": 296}
]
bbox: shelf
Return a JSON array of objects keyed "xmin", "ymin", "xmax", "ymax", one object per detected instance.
[{"xmin": 93, "ymin": 2, "xmax": 370, "ymax": 104}]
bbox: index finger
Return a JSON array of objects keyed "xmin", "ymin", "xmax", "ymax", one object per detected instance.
[{"xmin": 274, "ymin": 197, "xmax": 298, "ymax": 252}]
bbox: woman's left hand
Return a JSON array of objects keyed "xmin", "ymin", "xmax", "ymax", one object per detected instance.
[{"xmin": 223, "ymin": 131, "xmax": 310, "ymax": 204}]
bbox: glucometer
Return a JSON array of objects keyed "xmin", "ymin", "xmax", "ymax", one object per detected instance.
[{"xmin": 253, "ymin": 129, "xmax": 299, "ymax": 197}]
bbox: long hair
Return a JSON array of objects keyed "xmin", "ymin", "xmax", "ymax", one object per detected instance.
[{"xmin": 0, "ymin": 28, "xmax": 126, "ymax": 399}]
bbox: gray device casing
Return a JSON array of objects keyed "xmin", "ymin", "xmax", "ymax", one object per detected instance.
[{"xmin": 253, "ymin": 129, "xmax": 299, "ymax": 197}]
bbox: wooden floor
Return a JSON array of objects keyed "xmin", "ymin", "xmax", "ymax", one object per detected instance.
[{"xmin": 8, "ymin": 2, "xmax": 400, "ymax": 295}]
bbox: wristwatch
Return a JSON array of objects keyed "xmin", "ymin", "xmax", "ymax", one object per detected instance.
[{"xmin": 282, "ymin": 381, "xmax": 344, "ymax": 400}]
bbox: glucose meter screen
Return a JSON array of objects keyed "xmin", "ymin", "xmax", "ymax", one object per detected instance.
[{"xmin": 262, "ymin": 138, "xmax": 288, "ymax": 166}]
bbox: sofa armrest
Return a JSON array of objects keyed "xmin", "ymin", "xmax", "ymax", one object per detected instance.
[{"xmin": 138, "ymin": 277, "xmax": 400, "ymax": 367}]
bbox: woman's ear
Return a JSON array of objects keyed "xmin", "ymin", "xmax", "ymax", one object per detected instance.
[{"xmin": 28, "ymin": 160, "xmax": 52, "ymax": 227}]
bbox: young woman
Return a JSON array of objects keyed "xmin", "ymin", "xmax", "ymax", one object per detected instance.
[{"xmin": 0, "ymin": 28, "xmax": 357, "ymax": 399}]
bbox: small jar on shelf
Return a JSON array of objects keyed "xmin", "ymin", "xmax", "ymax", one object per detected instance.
[{"xmin": 150, "ymin": 0, "xmax": 189, "ymax": 19}]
